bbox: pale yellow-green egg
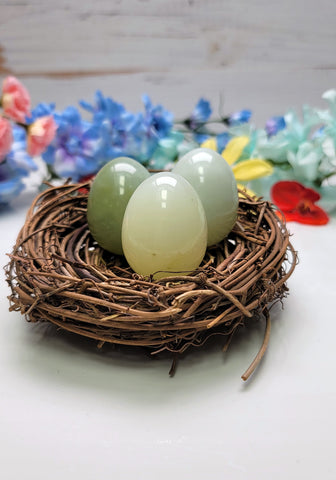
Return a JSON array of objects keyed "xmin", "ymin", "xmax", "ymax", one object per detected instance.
[
  {"xmin": 172, "ymin": 148, "xmax": 238, "ymax": 246},
  {"xmin": 121, "ymin": 172, "xmax": 207, "ymax": 280},
  {"xmin": 87, "ymin": 157, "xmax": 150, "ymax": 255}
]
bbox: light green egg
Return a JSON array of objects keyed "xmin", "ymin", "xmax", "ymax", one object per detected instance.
[
  {"xmin": 172, "ymin": 147, "xmax": 238, "ymax": 246},
  {"xmin": 87, "ymin": 157, "xmax": 150, "ymax": 255},
  {"xmin": 121, "ymin": 172, "xmax": 207, "ymax": 280}
]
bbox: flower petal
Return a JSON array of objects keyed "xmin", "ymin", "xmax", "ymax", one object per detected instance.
[
  {"xmin": 200, "ymin": 137, "xmax": 217, "ymax": 151},
  {"xmin": 237, "ymin": 183, "xmax": 257, "ymax": 199},
  {"xmin": 232, "ymin": 158, "xmax": 273, "ymax": 182},
  {"xmin": 271, "ymin": 181, "xmax": 305, "ymax": 210},
  {"xmin": 301, "ymin": 186, "xmax": 320, "ymax": 203},
  {"xmin": 281, "ymin": 205, "xmax": 329, "ymax": 225},
  {"xmin": 221, "ymin": 136, "xmax": 249, "ymax": 165}
]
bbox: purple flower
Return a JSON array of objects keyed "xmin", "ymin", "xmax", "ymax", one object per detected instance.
[
  {"xmin": 265, "ymin": 116, "xmax": 286, "ymax": 137},
  {"xmin": 42, "ymin": 106, "xmax": 104, "ymax": 181}
]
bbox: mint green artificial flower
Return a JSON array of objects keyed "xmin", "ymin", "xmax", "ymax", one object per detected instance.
[{"xmin": 148, "ymin": 131, "xmax": 184, "ymax": 170}]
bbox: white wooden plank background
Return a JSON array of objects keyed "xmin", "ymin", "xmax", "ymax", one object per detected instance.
[{"xmin": 1, "ymin": 0, "xmax": 336, "ymax": 123}]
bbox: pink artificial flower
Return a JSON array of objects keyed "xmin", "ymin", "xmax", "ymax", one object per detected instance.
[
  {"xmin": 2, "ymin": 76, "xmax": 31, "ymax": 123},
  {"xmin": 0, "ymin": 116, "xmax": 13, "ymax": 162},
  {"xmin": 27, "ymin": 116, "xmax": 57, "ymax": 156}
]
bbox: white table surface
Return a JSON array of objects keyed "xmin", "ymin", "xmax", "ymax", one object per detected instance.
[
  {"xmin": 0, "ymin": 181, "xmax": 335, "ymax": 480},
  {"xmin": 1, "ymin": 1, "xmax": 336, "ymax": 478}
]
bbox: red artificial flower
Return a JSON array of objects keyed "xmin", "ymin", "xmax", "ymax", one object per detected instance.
[{"xmin": 271, "ymin": 181, "xmax": 329, "ymax": 225}]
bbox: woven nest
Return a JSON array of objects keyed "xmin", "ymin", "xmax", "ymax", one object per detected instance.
[{"xmin": 6, "ymin": 182, "xmax": 297, "ymax": 379}]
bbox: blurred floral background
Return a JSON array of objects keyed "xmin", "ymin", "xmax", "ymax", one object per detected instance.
[{"xmin": 1, "ymin": 75, "xmax": 335, "ymax": 225}]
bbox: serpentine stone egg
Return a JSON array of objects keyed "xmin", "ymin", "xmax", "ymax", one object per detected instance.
[
  {"xmin": 121, "ymin": 172, "xmax": 207, "ymax": 280},
  {"xmin": 87, "ymin": 157, "xmax": 150, "ymax": 255},
  {"xmin": 172, "ymin": 147, "xmax": 238, "ymax": 246}
]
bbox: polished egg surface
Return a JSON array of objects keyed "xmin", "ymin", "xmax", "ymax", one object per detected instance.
[
  {"xmin": 172, "ymin": 148, "xmax": 238, "ymax": 246},
  {"xmin": 87, "ymin": 157, "xmax": 150, "ymax": 255},
  {"xmin": 122, "ymin": 172, "xmax": 207, "ymax": 280}
]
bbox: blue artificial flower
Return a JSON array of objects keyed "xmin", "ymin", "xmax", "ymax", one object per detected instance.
[
  {"xmin": 109, "ymin": 94, "xmax": 174, "ymax": 163},
  {"xmin": 189, "ymin": 98, "xmax": 212, "ymax": 130},
  {"xmin": 193, "ymin": 133, "xmax": 211, "ymax": 144},
  {"xmin": 80, "ymin": 91, "xmax": 173, "ymax": 163},
  {"xmin": 228, "ymin": 109, "xmax": 252, "ymax": 126},
  {"xmin": 142, "ymin": 94, "xmax": 173, "ymax": 139},
  {"xmin": 0, "ymin": 124, "xmax": 38, "ymax": 205},
  {"xmin": 81, "ymin": 91, "xmax": 136, "ymax": 133},
  {"xmin": 265, "ymin": 116, "xmax": 286, "ymax": 137},
  {"xmin": 26, "ymin": 102, "xmax": 55, "ymax": 124},
  {"xmin": 42, "ymin": 106, "xmax": 104, "ymax": 181},
  {"xmin": 216, "ymin": 132, "xmax": 231, "ymax": 152},
  {"xmin": 0, "ymin": 162, "xmax": 25, "ymax": 205},
  {"xmin": 6, "ymin": 125, "xmax": 37, "ymax": 175}
]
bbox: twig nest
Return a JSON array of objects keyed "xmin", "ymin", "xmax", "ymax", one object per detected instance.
[{"xmin": 6, "ymin": 183, "xmax": 297, "ymax": 379}]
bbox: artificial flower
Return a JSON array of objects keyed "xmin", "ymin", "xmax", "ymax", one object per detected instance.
[
  {"xmin": 200, "ymin": 135, "xmax": 273, "ymax": 199},
  {"xmin": 287, "ymin": 141, "xmax": 323, "ymax": 183},
  {"xmin": 200, "ymin": 137, "xmax": 217, "ymax": 151},
  {"xmin": 188, "ymin": 98, "xmax": 212, "ymax": 130},
  {"xmin": 1, "ymin": 76, "xmax": 31, "ymax": 123},
  {"xmin": 193, "ymin": 131, "xmax": 231, "ymax": 150},
  {"xmin": 28, "ymin": 102, "xmax": 55, "ymax": 121},
  {"xmin": 42, "ymin": 106, "xmax": 104, "ymax": 181},
  {"xmin": 80, "ymin": 91, "xmax": 174, "ymax": 164},
  {"xmin": 141, "ymin": 94, "xmax": 174, "ymax": 158},
  {"xmin": 228, "ymin": 109, "xmax": 252, "ymax": 126},
  {"xmin": 322, "ymin": 89, "xmax": 336, "ymax": 116},
  {"xmin": 202, "ymin": 135, "xmax": 273, "ymax": 182},
  {"xmin": 27, "ymin": 115, "xmax": 57, "ymax": 156},
  {"xmin": 216, "ymin": 132, "xmax": 231, "ymax": 152},
  {"xmin": 6, "ymin": 125, "xmax": 36, "ymax": 174},
  {"xmin": 256, "ymin": 107, "xmax": 321, "ymax": 164},
  {"xmin": 221, "ymin": 136, "xmax": 250, "ymax": 165},
  {"xmin": 85, "ymin": 91, "xmax": 144, "ymax": 161},
  {"xmin": 0, "ymin": 117, "xmax": 13, "ymax": 161},
  {"xmin": 271, "ymin": 181, "xmax": 329, "ymax": 225},
  {"xmin": 148, "ymin": 131, "xmax": 184, "ymax": 170},
  {"xmin": 0, "ymin": 125, "xmax": 37, "ymax": 205},
  {"xmin": 265, "ymin": 116, "xmax": 286, "ymax": 137},
  {"xmin": 0, "ymin": 163, "xmax": 25, "ymax": 205},
  {"xmin": 223, "ymin": 137, "xmax": 273, "ymax": 194},
  {"xmin": 231, "ymin": 158, "xmax": 273, "ymax": 182},
  {"xmin": 0, "ymin": 78, "xmax": 334, "ymax": 215}
]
